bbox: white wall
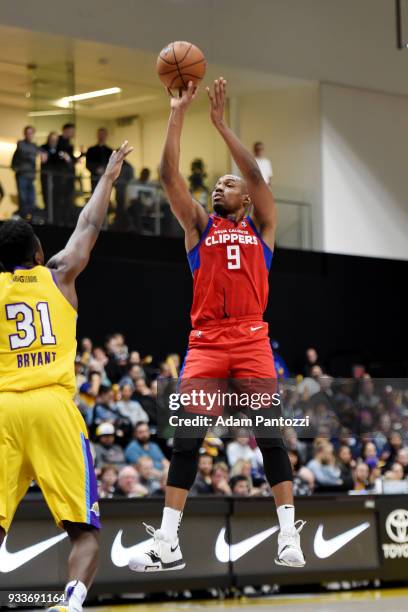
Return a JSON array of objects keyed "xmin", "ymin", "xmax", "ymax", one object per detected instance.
[
  {"xmin": 239, "ymin": 85, "xmax": 321, "ymax": 249},
  {"xmin": 321, "ymin": 84, "xmax": 408, "ymax": 260}
]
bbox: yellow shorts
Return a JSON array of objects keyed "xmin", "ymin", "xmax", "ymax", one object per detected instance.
[{"xmin": 0, "ymin": 385, "xmax": 100, "ymax": 532}]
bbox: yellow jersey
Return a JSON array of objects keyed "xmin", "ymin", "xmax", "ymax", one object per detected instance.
[{"xmin": 0, "ymin": 265, "xmax": 77, "ymax": 395}]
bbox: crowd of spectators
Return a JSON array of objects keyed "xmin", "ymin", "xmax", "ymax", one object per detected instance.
[
  {"xmin": 8, "ymin": 125, "xmax": 274, "ymax": 234},
  {"xmin": 64, "ymin": 334, "xmax": 408, "ymax": 501}
]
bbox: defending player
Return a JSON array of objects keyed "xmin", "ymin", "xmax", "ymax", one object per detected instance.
[
  {"xmin": 129, "ymin": 80, "xmax": 305, "ymax": 572},
  {"xmin": 0, "ymin": 141, "xmax": 132, "ymax": 612}
]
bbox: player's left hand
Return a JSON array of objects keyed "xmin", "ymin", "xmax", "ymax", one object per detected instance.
[
  {"xmin": 104, "ymin": 140, "xmax": 134, "ymax": 182},
  {"xmin": 207, "ymin": 77, "xmax": 227, "ymax": 126}
]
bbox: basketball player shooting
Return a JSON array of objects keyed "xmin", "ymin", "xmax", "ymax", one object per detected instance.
[
  {"xmin": 129, "ymin": 79, "xmax": 305, "ymax": 572},
  {"xmin": 0, "ymin": 141, "xmax": 132, "ymax": 612}
]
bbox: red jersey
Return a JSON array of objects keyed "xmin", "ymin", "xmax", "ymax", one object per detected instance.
[{"xmin": 187, "ymin": 214, "xmax": 273, "ymax": 328}]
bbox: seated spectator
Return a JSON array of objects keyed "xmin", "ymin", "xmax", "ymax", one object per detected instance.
[
  {"xmin": 136, "ymin": 456, "xmax": 161, "ymax": 494},
  {"xmin": 382, "ymin": 431, "xmax": 403, "ymax": 470},
  {"xmin": 132, "ymin": 377, "xmax": 157, "ymax": 424},
  {"xmin": 93, "ymin": 423, "xmax": 126, "ymax": 469},
  {"xmin": 230, "ymin": 475, "xmax": 251, "ymax": 496},
  {"xmin": 98, "ymin": 464, "xmax": 118, "ymax": 499},
  {"xmin": 191, "ymin": 453, "xmax": 214, "ymax": 494},
  {"xmin": 353, "ymin": 461, "xmax": 370, "ymax": 491},
  {"xmin": 202, "ymin": 433, "xmax": 225, "ymax": 459},
  {"xmin": 116, "ymin": 382, "xmax": 149, "ymax": 425},
  {"xmin": 362, "ymin": 440, "xmax": 378, "ymax": 463},
  {"xmin": 115, "ymin": 466, "xmax": 148, "ymax": 498},
  {"xmin": 87, "ymin": 384, "xmax": 126, "ymax": 433},
  {"xmin": 396, "ymin": 448, "xmax": 408, "ymax": 476},
  {"xmin": 293, "ymin": 466, "xmax": 315, "ymax": 496},
  {"xmin": 306, "ymin": 442, "xmax": 343, "ymax": 490},
  {"xmin": 152, "ymin": 467, "xmax": 169, "ymax": 497},
  {"xmin": 227, "ymin": 429, "xmax": 257, "ymax": 469},
  {"xmin": 388, "ymin": 462, "xmax": 405, "ymax": 481},
  {"xmin": 284, "ymin": 428, "xmax": 307, "ymax": 465},
  {"xmin": 336, "ymin": 444, "xmax": 355, "ymax": 491},
  {"xmin": 125, "ymin": 422, "xmax": 168, "ymax": 473},
  {"xmin": 209, "ymin": 463, "xmax": 232, "ymax": 496}
]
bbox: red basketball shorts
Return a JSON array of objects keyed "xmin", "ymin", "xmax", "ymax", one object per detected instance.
[{"xmin": 178, "ymin": 318, "xmax": 277, "ymax": 416}]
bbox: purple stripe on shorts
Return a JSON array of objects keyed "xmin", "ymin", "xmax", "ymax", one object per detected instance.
[{"xmin": 84, "ymin": 437, "xmax": 101, "ymax": 529}]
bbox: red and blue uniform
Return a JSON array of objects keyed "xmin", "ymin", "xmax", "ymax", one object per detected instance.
[{"xmin": 180, "ymin": 213, "xmax": 277, "ymax": 381}]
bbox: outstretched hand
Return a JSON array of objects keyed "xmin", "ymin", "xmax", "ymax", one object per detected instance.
[
  {"xmin": 104, "ymin": 140, "xmax": 134, "ymax": 182},
  {"xmin": 207, "ymin": 78, "xmax": 227, "ymax": 126},
  {"xmin": 168, "ymin": 81, "xmax": 198, "ymax": 111}
]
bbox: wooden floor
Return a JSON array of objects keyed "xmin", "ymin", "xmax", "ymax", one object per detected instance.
[{"xmin": 86, "ymin": 588, "xmax": 408, "ymax": 612}]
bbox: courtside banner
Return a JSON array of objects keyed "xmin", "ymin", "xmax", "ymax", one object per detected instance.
[{"xmin": 0, "ymin": 496, "xmax": 395, "ymax": 595}]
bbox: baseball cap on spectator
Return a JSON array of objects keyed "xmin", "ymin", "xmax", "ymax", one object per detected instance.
[{"xmin": 96, "ymin": 422, "xmax": 115, "ymax": 436}]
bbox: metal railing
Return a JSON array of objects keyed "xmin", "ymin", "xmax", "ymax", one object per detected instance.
[{"xmin": 0, "ymin": 165, "xmax": 312, "ymax": 249}]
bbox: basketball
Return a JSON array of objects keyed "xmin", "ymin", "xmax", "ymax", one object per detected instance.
[{"xmin": 156, "ymin": 41, "xmax": 207, "ymax": 91}]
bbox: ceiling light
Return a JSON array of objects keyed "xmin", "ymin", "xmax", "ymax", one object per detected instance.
[
  {"xmin": 55, "ymin": 87, "xmax": 121, "ymax": 108},
  {"xmin": 28, "ymin": 110, "xmax": 73, "ymax": 117}
]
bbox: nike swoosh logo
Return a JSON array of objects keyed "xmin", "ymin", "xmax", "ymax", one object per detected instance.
[
  {"xmin": 250, "ymin": 326, "xmax": 263, "ymax": 332},
  {"xmin": 111, "ymin": 530, "xmax": 154, "ymax": 567},
  {"xmin": 215, "ymin": 525, "xmax": 279, "ymax": 562},
  {"xmin": 313, "ymin": 522, "xmax": 370, "ymax": 559},
  {"xmin": 0, "ymin": 533, "xmax": 68, "ymax": 573}
]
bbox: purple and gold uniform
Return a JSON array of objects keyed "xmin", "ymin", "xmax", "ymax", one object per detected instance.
[{"xmin": 0, "ymin": 265, "xmax": 100, "ymax": 532}]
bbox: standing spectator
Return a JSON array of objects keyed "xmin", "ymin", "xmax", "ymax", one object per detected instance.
[
  {"xmin": 114, "ymin": 158, "xmax": 134, "ymax": 228},
  {"xmin": 93, "ymin": 423, "xmax": 126, "ymax": 469},
  {"xmin": 40, "ymin": 131, "xmax": 60, "ymax": 221},
  {"xmin": 115, "ymin": 466, "xmax": 148, "ymax": 498},
  {"xmin": 55, "ymin": 123, "xmax": 78, "ymax": 226},
  {"xmin": 124, "ymin": 422, "xmax": 168, "ymax": 472},
  {"xmin": 253, "ymin": 141, "xmax": 273, "ymax": 185},
  {"xmin": 136, "ymin": 456, "xmax": 161, "ymax": 494},
  {"xmin": 98, "ymin": 464, "xmax": 119, "ymax": 499},
  {"xmin": 138, "ymin": 168, "xmax": 152, "ymax": 184},
  {"xmin": 11, "ymin": 125, "xmax": 42, "ymax": 219},
  {"xmin": 191, "ymin": 453, "xmax": 214, "ymax": 494},
  {"xmin": 188, "ymin": 158, "xmax": 210, "ymax": 210},
  {"xmin": 116, "ymin": 382, "xmax": 149, "ymax": 425},
  {"xmin": 86, "ymin": 128, "xmax": 113, "ymax": 192}
]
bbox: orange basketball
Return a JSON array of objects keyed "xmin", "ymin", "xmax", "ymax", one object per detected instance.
[{"xmin": 156, "ymin": 41, "xmax": 207, "ymax": 91}]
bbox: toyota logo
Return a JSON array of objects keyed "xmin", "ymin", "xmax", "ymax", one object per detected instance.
[{"xmin": 385, "ymin": 509, "xmax": 408, "ymax": 543}]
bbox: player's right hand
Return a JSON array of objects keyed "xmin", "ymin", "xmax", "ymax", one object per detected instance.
[{"xmin": 168, "ymin": 81, "xmax": 197, "ymax": 111}]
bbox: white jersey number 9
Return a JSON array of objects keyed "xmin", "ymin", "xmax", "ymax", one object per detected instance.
[{"xmin": 226, "ymin": 245, "xmax": 241, "ymax": 270}]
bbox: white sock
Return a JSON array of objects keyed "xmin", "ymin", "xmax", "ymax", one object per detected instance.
[
  {"xmin": 277, "ymin": 504, "xmax": 295, "ymax": 532},
  {"xmin": 65, "ymin": 580, "xmax": 87, "ymax": 611},
  {"xmin": 160, "ymin": 506, "xmax": 182, "ymax": 542}
]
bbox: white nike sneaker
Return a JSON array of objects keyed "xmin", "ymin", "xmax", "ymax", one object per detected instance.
[
  {"xmin": 275, "ymin": 519, "xmax": 306, "ymax": 567},
  {"xmin": 128, "ymin": 523, "xmax": 185, "ymax": 572},
  {"xmin": 47, "ymin": 581, "xmax": 84, "ymax": 612}
]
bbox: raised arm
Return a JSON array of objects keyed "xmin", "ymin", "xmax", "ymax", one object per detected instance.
[
  {"xmin": 47, "ymin": 140, "xmax": 133, "ymax": 308},
  {"xmin": 160, "ymin": 83, "xmax": 209, "ymax": 251},
  {"xmin": 207, "ymin": 78, "xmax": 277, "ymax": 249}
]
